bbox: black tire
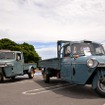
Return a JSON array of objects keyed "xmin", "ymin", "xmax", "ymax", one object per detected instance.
[
  {"xmin": 11, "ymin": 76, "xmax": 15, "ymax": 80},
  {"xmin": 28, "ymin": 69, "xmax": 34, "ymax": 79},
  {"xmin": 0, "ymin": 73, "xmax": 4, "ymax": 82},
  {"xmin": 95, "ymin": 77, "xmax": 105, "ymax": 97},
  {"xmin": 43, "ymin": 72, "xmax": 50, "ymax": 83}
]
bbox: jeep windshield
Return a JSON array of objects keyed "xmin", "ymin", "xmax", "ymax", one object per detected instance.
[
  {"xmin": 71, "ymin": 42, "xmax": 105, "ymax": 56},
  {"xmin": 0, "ymin": 52, "xmax": 15, "ymax": 59}
]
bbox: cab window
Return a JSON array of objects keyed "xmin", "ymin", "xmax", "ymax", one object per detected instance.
[
  {"xmin": 64, "ymin": 45, "xmax": 71, "ymax": 57},
  {"xmin": 71, "ymin": 44, "xmax": 79, "ymax": 55},
  {"xmin": 16, "ymin": 53, "xmax": 21, "ymax": 61}
]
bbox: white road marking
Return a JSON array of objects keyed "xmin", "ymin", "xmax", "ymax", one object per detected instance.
[{"xmin": 22, "ymin": 83, "xmax": 76, "ymax": 95}]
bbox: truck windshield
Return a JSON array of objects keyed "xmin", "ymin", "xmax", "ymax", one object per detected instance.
[
  {"xmin": 71, "ymin": 43, "xmax": 105, "ymax": 56},
  {"xmin": 0, "ymin": 52, "xmax": 15, "ymax": 59}
]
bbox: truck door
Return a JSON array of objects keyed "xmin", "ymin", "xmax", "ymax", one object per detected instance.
[
  {"xmin": 15, "ymin": 53, "xmax": 23, "ymax": 74},
  {"xmin": 60, "ymin": 44, "xmax": 73, "ymax": 82},
  {"xmin": 70, "ymin": 44, "xmax": 79, "ymax": 83}
]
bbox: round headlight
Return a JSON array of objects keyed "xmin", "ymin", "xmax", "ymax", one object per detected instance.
[{"xmin": 87, "ymin": 59, "xmax": 98, "ymax": 68}]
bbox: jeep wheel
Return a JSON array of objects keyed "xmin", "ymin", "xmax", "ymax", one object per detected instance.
[
  {"xmin": 28, "ymin": 70, "xmax": 34, "ymax": 79},
  {"xmin": 95, "ymin": 77, "xmax": 105, "ymax": 97},
  {"xmin": 43, "ymin": 72, "xmax": 50, "ymax": 83}
]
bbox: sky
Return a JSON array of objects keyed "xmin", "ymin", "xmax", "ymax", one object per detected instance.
[{"xmin": 0, "ymin": 0, "xmax": 105, "ymax": 59}]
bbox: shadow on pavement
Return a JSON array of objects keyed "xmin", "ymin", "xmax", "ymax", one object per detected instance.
[
  {"xmin": 0, "ymin": 76, "xmax": 30, "ymax": 84},
  {"xmin": 34, "ymin": 77, "xmax": 100, "ymax": 99},
  {"xmin": 0, "ymin": 72, "xmax": 41, "ymax": 84}
]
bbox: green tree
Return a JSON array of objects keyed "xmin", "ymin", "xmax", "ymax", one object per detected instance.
[
  {"xmin": 0, "ymin": 38, "xmax": 41, "ymax": 63},
  {"xmin": 0, "ymin": 38, "xmax": 17, "ymax": 50}
]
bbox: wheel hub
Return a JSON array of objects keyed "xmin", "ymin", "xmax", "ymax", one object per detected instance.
[{"xmin": 101, "ymin": 78, "xmax": 105, "ymax": 85}]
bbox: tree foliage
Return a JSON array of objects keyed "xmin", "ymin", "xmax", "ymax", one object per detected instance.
[{"xmin": 0, "ymin": 38, "xmax": 41, "ymax": 63}]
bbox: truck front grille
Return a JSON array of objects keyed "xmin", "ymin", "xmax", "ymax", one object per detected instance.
[
  {"xmin": 0, "ymin": 64, "xmax": 5, "ymax": 67},
  {"xmin": 98, "ymin": 63, "xmax": 105, "ymax": 67}
]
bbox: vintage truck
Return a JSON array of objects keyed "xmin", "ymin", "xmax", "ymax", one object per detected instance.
[
  {"xmin": 0, "ymin": 50, "xmax": 36, "ymax": 81},
  {"xmin": 39, "ymin": 40, "xmax": 105, "ymax": 97}
]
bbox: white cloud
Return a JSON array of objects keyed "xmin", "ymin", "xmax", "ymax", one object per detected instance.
[
  {"xmin": 0, "ymin": 0, "xmax": 105, "ymax": 42},
  {"xmin": 36, "ymin": 46, "xmax": 57, "ymax": 60},
  {"xmin": 0, "ymin": 0, "xmax": 105, "ymax": 59}
]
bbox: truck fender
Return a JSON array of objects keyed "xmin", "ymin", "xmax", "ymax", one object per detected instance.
[
  {"xmin": 92, "ymin": 70, "xmax": 105, "ymax": 89},
  {"xmin": 92, "ymin": 73, "xmax": 99, "ymax": 89},
  {"xmin": 28, "ymin": 66, "xmax": 35, "ymax": 73}
]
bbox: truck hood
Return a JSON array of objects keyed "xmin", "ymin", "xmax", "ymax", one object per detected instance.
[
  {"xmin": 0, "ymin": 59, "xmax": 15, "ymax": 63},
  {"xmin": 76, "ymin": 55, "xmax": 105, "ymax": 64},
  {"xmin": 0, "ymin": 60, "xmax": 15, "ymax": 67},
  {"xmin": 87, "ymin": 55, "xmax": 105, "ymax": 63}
]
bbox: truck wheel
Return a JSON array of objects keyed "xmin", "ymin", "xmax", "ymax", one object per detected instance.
[
  {"xmin": 0, "ymin": 73, "xmax": 4, "ymax": 82},
  {"xmin": 28, "ymin": 70, "xmax": 34, "ymax": 79},
  {"xmin": 95, "ymin": 77, "xmax": 105, "ymax": 97},
  {"xmin": 43, "ymin": 72, "xmax": 50, "ymax": 83},
  {"xmin": 11, "ymin": 76, "xmax": 15, "ymax": 80}
]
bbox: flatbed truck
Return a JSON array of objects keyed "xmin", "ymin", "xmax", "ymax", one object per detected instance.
[{"xmin": 39, "ymin": 40, "xmax": 105, "ymax": 97}]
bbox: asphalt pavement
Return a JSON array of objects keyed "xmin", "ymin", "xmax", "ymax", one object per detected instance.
[{"xmin": 0, "ymin": 71, "xmax": 105, "ymax": 105}]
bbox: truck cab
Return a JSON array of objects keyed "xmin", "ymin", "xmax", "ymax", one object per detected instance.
[{"xmin": 60, "ymin": 41, "xmax": 105, "ymax": 81}]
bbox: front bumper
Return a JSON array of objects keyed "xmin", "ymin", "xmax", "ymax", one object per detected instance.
[{"xmin": 98, "ymin": 63, "xmax": 105, "ymax": 67}]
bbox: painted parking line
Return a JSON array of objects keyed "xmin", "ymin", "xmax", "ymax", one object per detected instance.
[{"xmin": 22, "ymin": 83, "xmax": 76, "ymax": 95}]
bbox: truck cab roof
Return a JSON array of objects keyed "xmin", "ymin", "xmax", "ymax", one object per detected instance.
[
  {"xmin": 63, "ymin": 40, "xmax": 102, "ymax": 46},
  {"xmin": 0, "ymin": 50, "xmax": 22, "ymax": 53}
]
